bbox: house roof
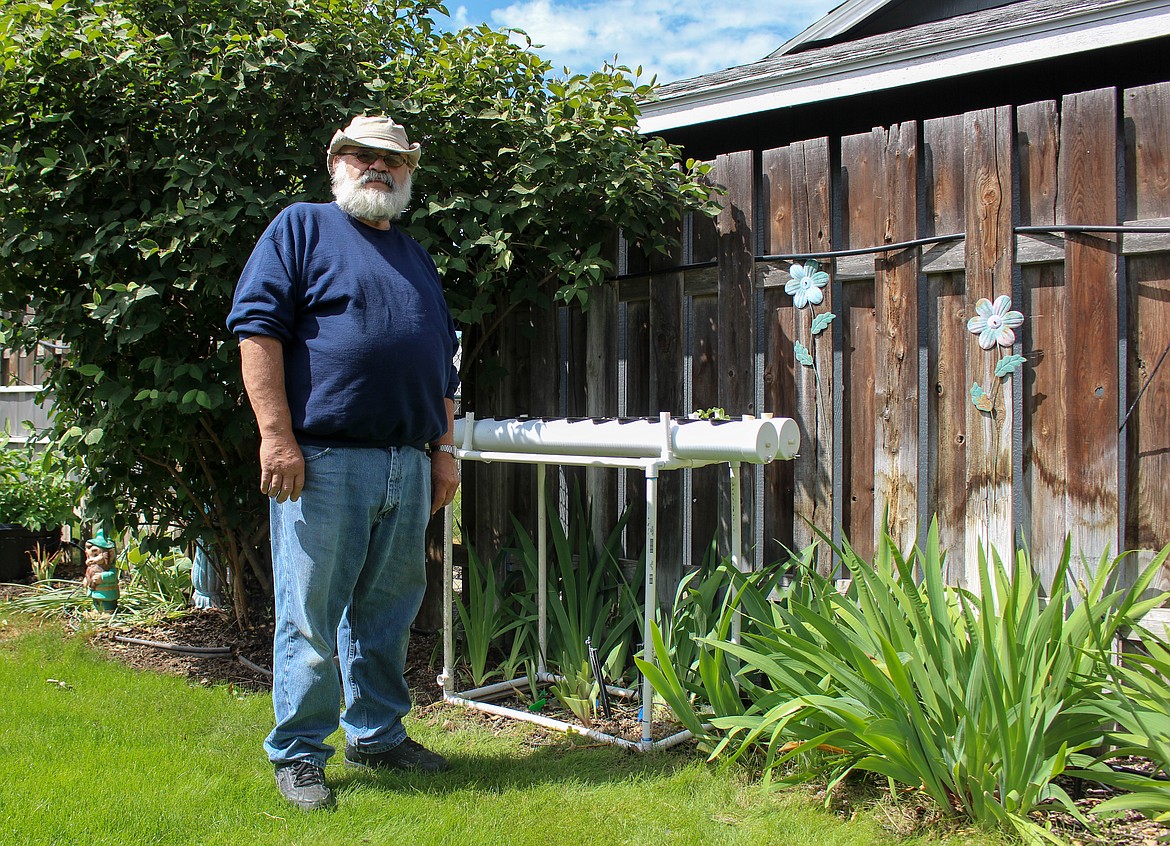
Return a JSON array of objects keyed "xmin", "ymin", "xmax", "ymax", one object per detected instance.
[
  {"xmin": 769, "ymin": 0, "xmax": 899, "ymax": 57},
  {"xmin": 769, "ymin": 0, "xmax": 1023, "ymax": 57},
  {"xmin": 638, "ymin": 0, "xmax": 1170, "ymax": 134}
]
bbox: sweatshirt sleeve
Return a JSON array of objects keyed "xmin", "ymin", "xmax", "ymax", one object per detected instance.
[
  {"xmin": 446, "ymin": 317, "xmax": 461, "ymax": 400},
  {"xmin": 226, "ymin": 218, "xmax": 297, "ymax": 344}
]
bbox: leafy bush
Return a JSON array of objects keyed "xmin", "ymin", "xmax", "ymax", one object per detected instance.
[
  {"xmin": 0, "ymin": 430, "xmax": 80, "ymax": 531},
  {"xmin": 0, "ymin": 0, "xmax": 714, "ymax": 623},
  {"xmin": 642, "ymin": 520, "xmax": 1169, "ymax": 844}
]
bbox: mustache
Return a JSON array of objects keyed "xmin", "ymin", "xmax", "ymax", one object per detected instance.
[{"xmin": 360, "ymin": 171, "xmax": 397, "ymax": 187}]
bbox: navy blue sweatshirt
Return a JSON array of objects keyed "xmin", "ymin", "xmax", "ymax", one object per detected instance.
[{"xmin": 227, "ymin": 202, "xmax": 460, "ymax": 448}]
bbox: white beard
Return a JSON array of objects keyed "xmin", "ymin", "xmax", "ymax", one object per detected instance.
[{"xmin": 332, "ymin": 167, "xmax": 412, "ymax": 223}]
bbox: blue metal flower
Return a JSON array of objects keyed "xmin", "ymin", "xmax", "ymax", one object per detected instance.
[
  {"xmin": 967, "ymin": 295, "xmax": 1024, "ymax": 350},
  {"xmin": 785, "ymin": 262, "xmax": 829, "ymax": 309}
]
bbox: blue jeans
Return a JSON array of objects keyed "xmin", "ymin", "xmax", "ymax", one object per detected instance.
[{"xmin": 264, "ymin": 444, "xmax": 431, "ymax": 766}]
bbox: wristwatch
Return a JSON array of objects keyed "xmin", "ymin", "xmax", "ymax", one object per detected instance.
[{"xmin": 429, "ymin": 443, "xmax": 458, "ymax": 457}]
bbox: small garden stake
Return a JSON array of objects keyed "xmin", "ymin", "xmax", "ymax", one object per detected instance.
[{"xmin": 587, "ymin": 636, "xmax": 613, "ymax": 720}]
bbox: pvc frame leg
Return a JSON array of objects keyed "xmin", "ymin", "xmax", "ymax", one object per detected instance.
[
  {"xmin": 730, "ymin": 461, "xmax": 743, "ymax": 644},
  {"xmin": 642, "ymin": 463, "xmax": 659, "ymax": 745},
  {"xmin": 537, "ymin": 463, "xmax": 548, "ymax": 676},
  {"xmin": 442, "ymin": 499, "xmax": 454, "ymax": 696}
]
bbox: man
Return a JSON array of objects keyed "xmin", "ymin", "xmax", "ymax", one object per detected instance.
[{"xmin": 227, "ymin": 115, "xmax": 461, "ymax": 811}]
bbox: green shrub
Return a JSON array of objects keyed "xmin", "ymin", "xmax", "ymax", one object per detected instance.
[{"xmin": 0, "ymin": 430, "xmax": 80, "ymax": 531}]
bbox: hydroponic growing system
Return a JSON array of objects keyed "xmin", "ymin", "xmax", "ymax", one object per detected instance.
[{"xmin": 440, "ymin": 412, "xmax": 799, "ymax": 751}]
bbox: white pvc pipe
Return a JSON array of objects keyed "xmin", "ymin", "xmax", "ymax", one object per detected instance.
[
  {"xmin": 534, "ymin": 671, "xmax": 638, "ymax": 700},
  {"xmin": 642, "ymin": 459, "xmax": 662, "ymax": 745},
  {"xmin": 458, "ymin": 677, "xmax": 531, "ymax": 701},
  {"xmin": 454, "ymin": 449, "xmax": 686, "ymax": 471},
  {"xmin": 730, "ymin": 461, "xmax": 744, "ymax": 645},
  {"xmin": 453, "ymin": 416, "xmax": 799, "ymax": 463},
  {"xmin": 441, "ymin": 500, "xmax": 455, "ymax": 695},
  {"xmin": 537, "ymin": 462, "xmax": 548, "ymax": 677},
  {"xmin": 442, "ymin": 693, "xmax": 699, "ymax": 751}
]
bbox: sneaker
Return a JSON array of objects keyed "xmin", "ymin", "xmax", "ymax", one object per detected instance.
[
  {"xmin": 274, "ymin": 761, "xmax": 334, "ymax": 811},
  {"xmin": 344, "ymin": 737, "xmax": 450, "ymax": 773}
]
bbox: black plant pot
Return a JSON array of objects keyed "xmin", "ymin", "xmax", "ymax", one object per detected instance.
[{"xmin": 0, "ymin": 524, "xmax": 61, "ymax": 582}]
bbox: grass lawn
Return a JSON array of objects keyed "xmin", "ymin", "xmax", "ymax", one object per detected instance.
[{"xmin": 0, "ymin": 614, "xmax": 997, "ymax": 846}]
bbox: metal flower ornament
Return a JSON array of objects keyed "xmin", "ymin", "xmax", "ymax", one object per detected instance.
[
  {"xmin": 967, "ymin": 295, "xmax": 1026, "ymax": 413},
  {"xmin": 786, "ymin": 261, "xmax": 829, "ymax": 310},
  {"xmin": 786, "ymin": 260, "xmax": 834, "ymax": 420}
]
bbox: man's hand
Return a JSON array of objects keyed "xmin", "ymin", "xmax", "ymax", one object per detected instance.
[
  {"xmin": 430, "ymin": 451, "xmax": 460, "ymax": 515},
  {"xmin": 240, "ymin": 335, "xmax": 303, "ymax": 503},
  {"xmin": 260, "ymin": 433, "xmax": 305, "ymax": 503}
]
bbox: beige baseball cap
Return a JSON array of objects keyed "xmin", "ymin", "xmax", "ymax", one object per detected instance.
[{"xmin": 327, "ymin": 115, "xmax": 421, "ymax": 167}]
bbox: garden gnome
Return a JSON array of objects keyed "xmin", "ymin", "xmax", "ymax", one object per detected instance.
[{"xmin": 83, "ymin": 528, "xmax": 119, "ymax": 612}]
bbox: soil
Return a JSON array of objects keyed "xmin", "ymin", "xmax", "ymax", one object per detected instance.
[{"xmin": 3, "ymin": 584, "xmax": 1167, "ymax": 844}]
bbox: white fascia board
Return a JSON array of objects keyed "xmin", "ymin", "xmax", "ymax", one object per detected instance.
[{"xmin": 639, "ymin": 5, "xmax": 1170, "ymax": 134}]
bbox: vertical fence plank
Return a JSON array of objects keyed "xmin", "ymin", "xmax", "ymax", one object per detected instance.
[
  {"xmin": 839, "ymin": 128, "xmax": 884, "ymax": 561},
  {"xmin": 1061, "ymin": 87, "xmax": 1121, "ymax": 565},
  {"xmin": 690, "ymin": 292, "xmax": 720, "ymax": 560},
  {"xmin": 509, "ymin": 305, "xmax": 539, "ymax": 531},
  {"xmin": 924, "ymin": 114, "xmax": 969, "ymax": 577},
  {"xmin": 689, "ymin": 168, "xmax": 721, "ymax": 560},
  {"xmin": 963, "ymin": 106, "xmax": 1015, "ymax": 587},
  {"xmin": 1017, "ymin": 99, "xmax": 1068, "ymax": 584},
  {"xmin": 716, "ymin": 150, "xmax": 757, "ymax": 420},
  {"xmin": 649, "ymin": 269, "xmax": 686, "ymax": 603},
  {"xmin": 714, "ymin": 151, "xmax": 756, "ymax": 562},
  {"xmin": 1123, "ymin": 82, "xmax": 1170, "ymax": 582},
  {"xmin": 465, "ymin": 318, "xmax": 516, "ymax": 562},
  {"xmin": 531, "ymin": 298, "xmax": 560, "ymax": 533},
  {"xmin": 760, "ymin": 145, "xmax": 796, "ymax": 565},
  {"xmin": 875, "ymin": 121, "xmax": 920, "ymax": 549},
  {"xmin": 559, "ymin": 306, "xmax": 589, "ymax": 511},
  {"xmin": 624, "ymin": 296, "xmax": 651, "ymax": 565},
  {"xmin": 585, "ymin": 281, "xmax": 619, "ymax": 548},
  {"xmin": 762, "ymin": 138, "xmax": 832, "ymax": 564}
]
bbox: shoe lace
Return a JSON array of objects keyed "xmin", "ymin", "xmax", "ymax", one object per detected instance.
[{"xmin": 289, "ymin": 761, "xmax": 324, "ymax": 788}]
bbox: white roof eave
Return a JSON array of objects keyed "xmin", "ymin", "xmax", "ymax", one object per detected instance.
[{"xmin": 638, "ymin": 2, "xmax": 1170, "ymax": 135}]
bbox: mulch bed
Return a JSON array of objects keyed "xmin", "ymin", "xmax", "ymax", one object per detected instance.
[{"xmin": 86, "ymin": 607, "xmax": 447, "ymax": 705}]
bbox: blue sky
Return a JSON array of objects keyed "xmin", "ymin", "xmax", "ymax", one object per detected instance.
[{"xmin": 436, "ymin": 0, "xmax": 842, "ymax": 84}]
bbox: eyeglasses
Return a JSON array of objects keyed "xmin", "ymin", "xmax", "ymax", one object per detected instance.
[{"xmin": 343, "ymin": 149, "xmax": 411, "ymax": 169}]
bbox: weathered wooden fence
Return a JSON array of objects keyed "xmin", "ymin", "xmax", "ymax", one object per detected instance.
[{"xmin": 463, "ymin": 79, "xmax": 1170, "ymax": 604}]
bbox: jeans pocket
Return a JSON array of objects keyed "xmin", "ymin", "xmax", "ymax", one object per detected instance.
[{"xmin": 300, "ymin": 444, "xmax": 332, "ymax": 463}]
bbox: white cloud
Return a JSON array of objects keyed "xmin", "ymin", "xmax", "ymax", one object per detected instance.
[{"xmin": 455, "ymin": 0, "xmax": 839, "ymax": 83}]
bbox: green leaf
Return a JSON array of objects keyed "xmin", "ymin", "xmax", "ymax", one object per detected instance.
[
  {"xmin": 810, "ymin": 312, "xmax": 835, "ymax": 336},
  {"xmin": 794, "ymin": 341, "xmax": 814, "ymax": 367},
  {"xmin": 83, "ymin": 428, "xmax": 104, "ymax": 446},
  {"xmin": 970, "ymin": 381, "xmax": 993, "ymax": 412},
  {"xmin": 995, "ymin": 354, "xmax": 1027, "ymax": 378}
]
